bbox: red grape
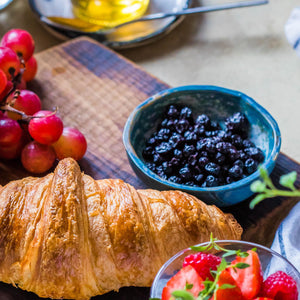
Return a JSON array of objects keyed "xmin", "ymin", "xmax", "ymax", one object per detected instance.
[
  {"xmin": 53, "ymin": 127, "xmax": 87, "ymax": 161},
  {"xmin": 0, "ymin": 130, "xmax": 29, "ymax": 160},
  {"xmin": 0, "ymin": 46, "xmax": 20, "ymax": 80},
  {"xmin": 0, "ymin": 80, "xmax": 13, "ymax": 100},
  {"xmin": 0, "ymin": 116, "xmax": 22, "ymax": 146},
  {"xmin": 22, "ymin": 56, "xmax": 37, "ymax": 82},
  {"xmin": 1, "ymin": 29, "xmax": 35, "ymax": 61},
  {"xmin": 28, "ymin": 110, "xmax": 63, "ymax": 145},
  {"xmin": 0, "ymin": 69, "xmax": 7, "ymax": 94},
  {"xmin": 21, "ymin": 141, "xmax": 56, "ymax": 173},
  {"xmin": 7, "ymin": 89, "xmax": 41, "ymax": 120}
]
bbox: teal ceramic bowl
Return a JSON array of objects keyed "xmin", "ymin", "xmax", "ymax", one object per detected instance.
[{"xmin": 123, "ymin": 85, "xmax": 281, "ymax": 207}]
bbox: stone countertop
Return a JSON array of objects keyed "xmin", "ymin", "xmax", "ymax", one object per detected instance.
[{"xmin": 1, "ymin": 0, "xmax": 300, "ymax": 163}]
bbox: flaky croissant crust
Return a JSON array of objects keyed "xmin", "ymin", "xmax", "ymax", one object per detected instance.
[{"xmin": 0, "ymin": 158, "xmax": 242, "ymax": 299}]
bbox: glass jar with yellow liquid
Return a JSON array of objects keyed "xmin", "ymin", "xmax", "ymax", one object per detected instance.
[{"xmin": 71, "ymin": 0, "xmax": 150, "ymax": 28}]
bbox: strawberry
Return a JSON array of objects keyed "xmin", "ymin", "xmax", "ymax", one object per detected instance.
[
  {"xmin": 253, "ymin": 298, "xmax": 274, "ymax": 300},
  {"xmin": 161, "ymin": 265, "xmax": 204, "ymax": 300},
  {"xmin": 260, "ymin": 271, "xmax": 298, "ymax": 300},
  {"xmin": 183, "ymin": 252, "xmax": 221, "ymax": 280},
  {"xmin": 228, "ymin": 250, "xmax": 263, "ymax": 299},
  {"xmin": 211, "ymin": 269, "xmax": 245, "ymax": 300}
]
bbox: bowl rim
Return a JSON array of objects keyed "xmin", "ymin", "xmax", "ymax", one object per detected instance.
[
  {"xmin": 150, "ymin": 239, "xmax": 300, "ymax": 296},
  {"xmin": 123, "ymin": 85, "xmax": 282, "ymax": 193}
]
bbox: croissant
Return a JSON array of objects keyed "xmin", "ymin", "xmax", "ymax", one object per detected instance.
[{"xmin": 0, "ymin": 158, "xmax": 242, "ymax": 299}]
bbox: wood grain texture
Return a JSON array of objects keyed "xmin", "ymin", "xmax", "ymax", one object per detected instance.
[{"xmin": 0, "ymin": 37, "xmax": 299, "ymax": 300}]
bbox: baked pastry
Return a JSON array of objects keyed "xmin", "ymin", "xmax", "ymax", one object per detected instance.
[{"xmin": 0, "ymin": 158, "xmax": 242, "ymax": 299}]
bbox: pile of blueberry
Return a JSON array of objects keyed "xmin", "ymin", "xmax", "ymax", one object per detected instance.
[{"xmin": 142, "ymin": 104, "xmax": 264, "ymax": 187}]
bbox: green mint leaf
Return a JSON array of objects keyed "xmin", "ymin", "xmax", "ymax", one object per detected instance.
[
  {"xmin": 185, "ymin": 283, "xmax": 194, "ymax": 290},
  {"xmin": 222, "ymin": 250, "xmax": 236, "ymax": 257},
  {"xmin": 172, "ymin": 289, "xmax": 195, "ymax": 300},
  {"xmin": 217, "ymin": 258, "xmax": 228, "ymax": 272},
  {"xmin": 190, "ymin": 245, "xmax": 210, "ymax": 252},
  {"xmin": 249, "ymin": 194, "xmax": 266, "ymax": 209},
  {"xmin": 219, "ymin": 283, "xmax": 236, "ymax": 290},
  {"xmin": 149, "ymin": 298, "xmax": 161, "ymax": 300},
  {"xmin": 279, "ymin": 171, "xmax": 297, "ymax": 190},
  {"xmin": 250, "ymin": 180, "xmax": 267, "ymax": 193},
  {"xmin": 235, "ymin": 262, "xmax": 250, "ymax": 269},
  {"xmin": 236, "ymin": 250, "xmax": 249, "ymax": 257}
]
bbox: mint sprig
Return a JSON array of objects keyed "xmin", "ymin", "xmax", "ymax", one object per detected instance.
[
  {"xmin": 191, "ymin": 233, "xmax": 249, "ymax": 259},
  {"xmin": 250, "ymin": 168, "xmax": 300, "ymax": 208}
]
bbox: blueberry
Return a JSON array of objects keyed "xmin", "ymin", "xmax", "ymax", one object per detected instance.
[
  {"xmin": 180, "ymin": 107, "xmax": 193, "ymax": 121},
  {"xmin": 215, "ymin": 152, "xmax": 226, "ymax": 165},
  {"xmin": 231, "ymin": 134, "xmax": 243, "ymax": 149},
  {"xmin": 183, "ymin": 144, "xmax": 196, "ymax": 157},
  {"xmin": 226, "ymin": 176, "xmax": 234, "ymax": 184},
  {"xmin": 196, "ymin": 139, "xmax": 208, "ymax": 151},
  {"xmin": 216, "ymin": 142, "xmax": 233, "ymax": 154},
  {"xmin": 157, "ymin": 128, "xmax": 171, "ymax": 140},
  {"xmin": 237, "ymin": 150, "xmax": 249, "ymax": 161},
  {"xmin": 244, "ymin": 147, "xmax": 264, "ymax": 162},
  {"xmin": 165, "ymin": 119, "xmax": 178, "ymax": 131},
  {"xmin": 176, "ymin": 119, "xmax": 190, "ymax": 134},
  {"xmin": 169, "ymin": 133, "xmax": 184, "ymax": 149},
  {"xmin": 233, "ymin": 159, "xmax": 244, "ymax": 169},
  {"xmin": 169, "ymin": 176, "xmax": 182, "ymax": 184},
  {"xmin": 205, "ymin": 140, "xmax": 216, "ymax": 154},
  {"xmin": 225, "ymin": 112, "xmax": 250, "ymax": 136},
  {"xmin": 146, "ymin": 162, "xmax": 156, "ymax": 172},
  {"xmin": 169, "ymin": 157, "xmax": 181, "ymax": 168},
  {"xmin": 244, "ymin": 158, "xmax": 258, "ymax": 174},
  {"xmin": 194, "ymin": 173, "xmax": 204, "ymax": 183},
  {"xmin": 228, "ymin": 147, "xmax": 239, "ymax": 162},
  {"xmin": 198, "ymin": 156, "xmax": 209, "ymax": 168},
  {"xmin": 146, "ymin": 136, "xmax": 157, "ymax": 146},
  {"xmin": 179, "ymin": 166, "xmax": 193, "ymax": 180},
  {"xmin": 184, "ymin": 131, "xmax": 198, "ymax": 144},
  {"xmin": 160, "ymin": 118, "xmax": 169, "ymax": 128},
  {"xmin": 202, "ymin": 175, "xmax": 219, "ymax": 187},
  {"xmin": 194, "ymin": 124, "xmax": 205, "ymax": 137},
  {"xmin": 155, "ymin": 142, "xmax": 173, "ymax": 156},
  {"xmin": 228, "ymin": 165, "xmax": 243, "ymax": 179},
  {"xmin": 204, "ymin": 162, "xmax": 221, "ymax": 176},
  {"xmin": 195, "ymin": 114, "xmax": 211, "ymax": 127},
  {"xmin": 185, "ymin": 181, "xmax": 197, "ymax": 186},
  {"xmin": 187, "ymin": 153, "xmax": 198, "ymax": 166},
  {"xmin": 166, "ymin": 105, "xmax": 180, "ymax": 119},
  {"xmin": 200, "ymin": 151, "xmax": 209, "ymax": 157},
  {"xmin": 174, "ymin": 148, "xmax": 183, "ymax": 159}
]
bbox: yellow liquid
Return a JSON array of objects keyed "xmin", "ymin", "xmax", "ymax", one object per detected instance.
[{"xmin": 72, "ymin": 0, "xmax": 150, "ymax": 28}]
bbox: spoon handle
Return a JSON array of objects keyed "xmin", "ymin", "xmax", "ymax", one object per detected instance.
[{"xmin": 117, "ymin": 0, "xmax": 269, "ymax": 27}]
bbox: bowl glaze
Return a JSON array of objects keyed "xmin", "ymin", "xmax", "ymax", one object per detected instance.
[{"xmin": 123, "ymin": 85, "xmax": 281, "ymax": 207}]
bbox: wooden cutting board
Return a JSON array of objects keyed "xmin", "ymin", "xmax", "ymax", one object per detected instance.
[{"xmin": 0, "ymin": 37, "xmax": 299, "ymax": 300}]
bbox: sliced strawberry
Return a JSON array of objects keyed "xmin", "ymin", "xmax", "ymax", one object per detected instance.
[
  {"xmin": 228, "ymin": 250, "xmax": 263, "ymax": 299},
  {"xmin": 260, "ymin": 271, "xmax": 298, "ymax": 300},
  {"xmin": 211, "ymin": 269, "xmax": 245, "ymax": 300},
  {"xmin": 161, "ymin": 265, "xmax": 204, "ymax": 300}
]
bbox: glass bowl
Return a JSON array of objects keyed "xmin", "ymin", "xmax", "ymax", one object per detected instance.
[{"xmin": 150, "ymin": 240, "xmax": 300, "ymax": 299}]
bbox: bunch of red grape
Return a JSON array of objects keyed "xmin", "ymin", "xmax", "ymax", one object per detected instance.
[{"xmin": 0, "ymin": 29, "xmax": 87, "ymax": 174}]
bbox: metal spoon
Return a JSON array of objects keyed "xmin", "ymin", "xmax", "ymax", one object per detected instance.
[{"xmin": 41, "ymin": 0, "xmax": 268, "ymax": 34}]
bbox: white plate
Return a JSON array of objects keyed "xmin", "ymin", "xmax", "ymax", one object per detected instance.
[{"xmin": 29, "ymin": 0, "xmax": 192, "ymax": 49}]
